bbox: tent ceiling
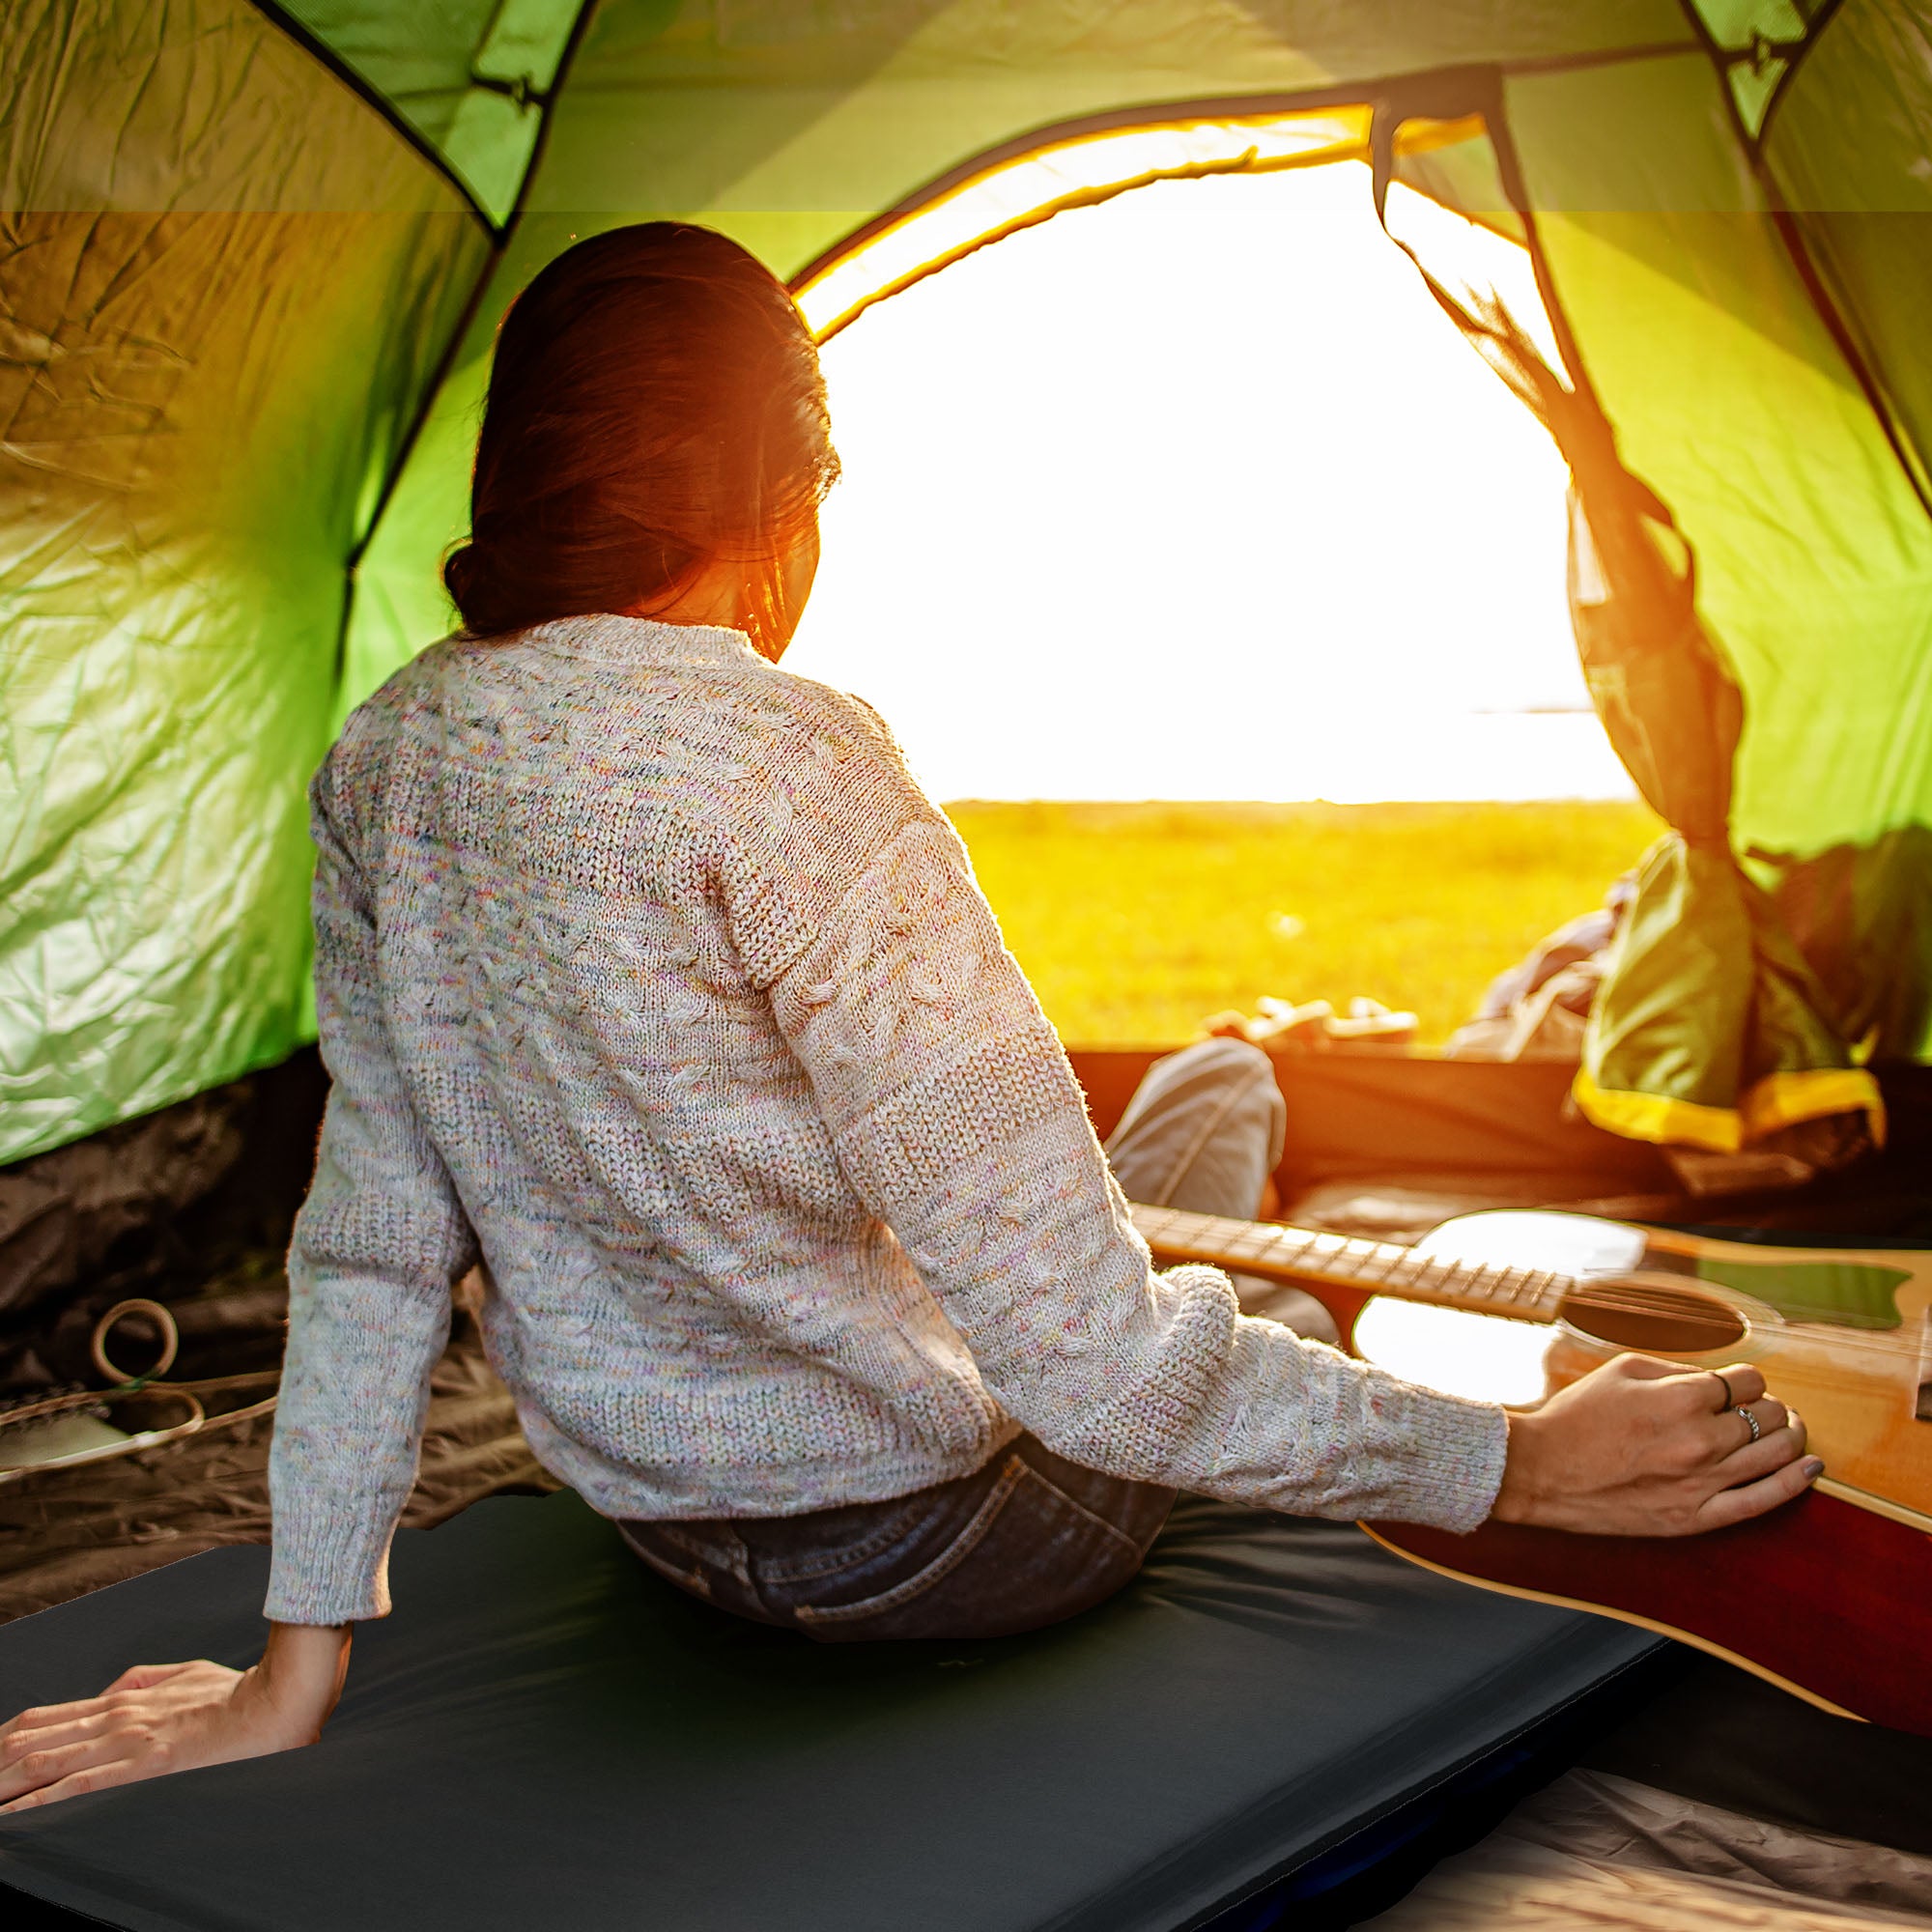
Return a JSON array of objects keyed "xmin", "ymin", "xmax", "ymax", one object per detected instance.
[{"xmin": 272, "ymin": 0, "xmax": 586, "ymax": 221}]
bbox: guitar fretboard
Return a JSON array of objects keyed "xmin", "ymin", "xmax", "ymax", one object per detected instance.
[{"xmin": 1128, "ymin": 1203, "xmax": 1574, "ymax": 1322}]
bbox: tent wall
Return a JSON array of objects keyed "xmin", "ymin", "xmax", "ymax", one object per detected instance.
[
  {"xmin": 340, "ymin": 0, "xmax": 1708, "ymax": 717},
  {"xmin": 273, "ymin": 0, "xmax": 585, "ymax": 223},
  {"xmin": 1502, "ymin": 45, "xmax": 1932, "ymax": 1060},
  {"xmin": 1, "ymin": 0, "xmax": 486, "ymax": 1163},
  {"xmin": 1747, "ymin": 0, "xmax": 1932, "ymax": 505},
  {"xmin": 3, "ymin": 0, "xmax": 1928, "ymax": 1165}
]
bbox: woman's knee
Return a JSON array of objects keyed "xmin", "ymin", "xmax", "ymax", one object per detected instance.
[
  {"xmin": 1105, "ymin": 1037, "xmax": 1286, "ymax": 1215},
  {"xmin": 1153, "ymin": 1035, "xmax": 1272, "ymax": 1088}
]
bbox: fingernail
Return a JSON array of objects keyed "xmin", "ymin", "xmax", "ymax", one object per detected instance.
[{"xmin": 1804, "ymin": 1458, "xmax": 1824, "ymax": 1479}]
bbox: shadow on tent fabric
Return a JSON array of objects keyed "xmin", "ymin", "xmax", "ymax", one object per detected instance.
[{"xmin": 1758, "ymin": 824, "xmax": 1932, "ymax": 1076}]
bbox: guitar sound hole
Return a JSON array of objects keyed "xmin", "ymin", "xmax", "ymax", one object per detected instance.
[{"xmin": 1557, "ymin": 1281, "xmax": 1746, "ymax": 1356}]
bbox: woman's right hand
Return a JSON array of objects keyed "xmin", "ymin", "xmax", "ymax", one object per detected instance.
[
  {"xmin": 1492, "ymin": 1353, "xmax": 1821, "ymax": 1536},
  {"xmin": 0, "ymin": 1621, "xmax": 351, "ymax": 1812}
]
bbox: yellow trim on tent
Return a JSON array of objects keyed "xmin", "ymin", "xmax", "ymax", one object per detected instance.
[
  {"xmin": 1573, "ymin": 1066, "xmax": 1887, "ymax": 1151},
  {"xmin": 1571, "ymin": 1070, "xmax": 1743, "ymax": 1152},
  {"xmin": 1740, "ymin": 1068, "xmax": 1887, "ymax": 1147},
  {"xmin": 791, "ymin": 108, "xmax": 1489, "ymax": 343}
]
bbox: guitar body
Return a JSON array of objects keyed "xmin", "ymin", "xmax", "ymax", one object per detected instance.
[
  {"xmin": 1350, "ymin": 1211, "xmax": 1932, "ymax": 1730},
  {"xmin": 1365, "ymin": 1489, "xmax": 1932, "ymax": 1732}
]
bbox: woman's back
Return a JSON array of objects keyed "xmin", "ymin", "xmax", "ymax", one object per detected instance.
[{"xmin": 293, "ymin": 614, "xmax": 1030, "ymax": 1579}]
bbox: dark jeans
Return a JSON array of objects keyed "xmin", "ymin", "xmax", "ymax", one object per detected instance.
[{"xmin": 619, "ymin": 1037, "xmax": 1287, "ymax": 1641}]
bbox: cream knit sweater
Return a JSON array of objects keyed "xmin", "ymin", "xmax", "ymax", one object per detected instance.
[{"xmin": 268, "ymin": 615, "xmax": 1506, "ymax": 1625}]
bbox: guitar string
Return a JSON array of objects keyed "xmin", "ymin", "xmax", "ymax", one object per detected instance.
[
  {"xmin": 1129, "ymin": 1204, "xmax": 1866, "ymax": 1315},
  {"xmin": 1130, "ymin": 1211, "xmax": 1932, "ymax": 1364}
]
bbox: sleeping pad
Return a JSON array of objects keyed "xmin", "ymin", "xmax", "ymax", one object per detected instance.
[{"xmin": 0, "ymin": 1489, "xmax": 1659, "ymax": 1931}]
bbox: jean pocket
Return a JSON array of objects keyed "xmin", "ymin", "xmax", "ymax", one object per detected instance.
[
  {"xmin": 792, "ymin": 1455, "xmax": 1030, "ymax": 1634},
  {"xmin": 619, "ymin": 1520, "xmax": 760, "ymax": 1610},
  {"xmin": 793, "ymin": 1458, "xmax": 1145, "ymax": 1642},
  {"xmin": 753, "ymin": 1493, "xmax": 934, "ymax": 1587}
]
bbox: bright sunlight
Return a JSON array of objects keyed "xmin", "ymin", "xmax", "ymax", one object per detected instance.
[{"xmin": 784, "ymin": 159, "xmax": 1632, "ymax": 806}]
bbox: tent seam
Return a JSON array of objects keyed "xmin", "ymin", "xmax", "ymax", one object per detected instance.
[
  {"xmin": 241, "ymin": 0, "xmax": 498, "ymax": 235},
  {"xmin": 332, "ymin": 0, "xmax": 603, "ymax": 680},
  {"xmin": 1752, "ymin": 0, "xmax": 1848, "ymax": 149},
  {"xmin": 1670, "ymin": 0, "xmax": 1932, "ymax": 520}
]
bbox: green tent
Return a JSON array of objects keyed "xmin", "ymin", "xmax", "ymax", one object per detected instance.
[{"xmin": 5, "ymin": 0, "xmax": 1928, "ymax": 1169}]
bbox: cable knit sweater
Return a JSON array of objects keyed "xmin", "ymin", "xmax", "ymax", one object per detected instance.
[{"xmin": 269, "ymin": 614, "xmax": 1507, "ymax": 1625}]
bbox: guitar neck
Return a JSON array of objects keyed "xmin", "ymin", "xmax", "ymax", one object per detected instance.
[{"xmin": 1128, "ymin": 1203, "xmax": 1574, "ymax": 1322}]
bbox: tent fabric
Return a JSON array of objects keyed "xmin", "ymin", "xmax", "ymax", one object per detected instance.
[
  {"xmin": 1497, "ymin": 39, "xmax": 1932, "ymax": 1146},
  {"xmin": 1583, "ymin": 1650, "xmax": 1932, "ymax": 1865},
  {"xmin": 1364, "ymin": 93, "xmax": 1889, "ymax": 1158},
  {"xmin": 3, "ymin": 0, "xmax": 1930, "ymax": 1169},
  {"xmin": 272, "ymin": 0, "xmax": 588, "ymax": 223},
  {"xmin": 0, "ymin": 1487, "xmax": 1662, "ymax": 1932},
  {"xmin": 1770, "ymin": 0, "xmax": 1932, "ymax": 508},
  {"xmin": 1, "ymin": 0, "xmax": 485, "ymax": 1163},
  {"xmin": 1370, "ymin": 1766, "xmax": 1932, "ymax": 1929}
]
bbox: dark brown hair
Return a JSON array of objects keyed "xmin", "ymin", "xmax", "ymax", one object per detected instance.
[{"xmin": 443, "ymin": 222, "xmax": 838, "ymax": 638}]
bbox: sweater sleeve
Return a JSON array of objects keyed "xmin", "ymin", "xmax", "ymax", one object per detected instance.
[
  {"xmin": 265, "ymin": 754, "xmax": 478, "ymax": 1624},
  {"xmin": 731, "ymin": 699, "xmax": 1508, "ymax": 1530}
]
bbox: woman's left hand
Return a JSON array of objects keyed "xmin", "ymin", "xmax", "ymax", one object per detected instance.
[{"xmin": 0, "ymin": 1622, "xmax": 351, "ymax": 1811}]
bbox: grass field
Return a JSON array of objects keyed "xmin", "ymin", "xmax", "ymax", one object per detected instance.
[{"xmin": 945, "ymin": 800, "xmax": 1662, "ymax": 1046}]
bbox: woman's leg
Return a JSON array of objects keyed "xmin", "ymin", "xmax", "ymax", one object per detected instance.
[
  {"xmin": 1103, "ymin": 1035, "xmax": 1285, "ymax": 1216},
  {"xmin": 1104, "ymin": 1037, "xmax": 1337, "ymax": 1342}
]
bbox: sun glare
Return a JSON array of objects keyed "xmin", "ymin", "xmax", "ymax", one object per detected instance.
[{"xmin": 782, "ymin": 157, "xmax": 1633, "ymax": 807}]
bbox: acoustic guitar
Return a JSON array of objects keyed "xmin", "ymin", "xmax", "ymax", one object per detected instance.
[{"xmin": 1128, "ymin": 1201, "xmax": 1932, "ymax": 1735}]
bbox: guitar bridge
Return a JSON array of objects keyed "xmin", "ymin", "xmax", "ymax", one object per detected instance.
[{"xmin": 1918, "ymin": 1309, "xmax": 1932, "ymax": 1423}]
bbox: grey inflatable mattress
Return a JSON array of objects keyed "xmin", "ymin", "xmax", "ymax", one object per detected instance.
[{"xmin": 0, "ymin": 1489, "xmax": 1659, "ymax": 1931}]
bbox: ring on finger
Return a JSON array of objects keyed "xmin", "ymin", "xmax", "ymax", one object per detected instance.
[
  {"xmin": 1735, "ymin": 1404, "xmax": 1761, "ymax": 1444},
  {"xmin": 1710, "ymin": 1371, "xmax": 1737, "ymax": 1411}
]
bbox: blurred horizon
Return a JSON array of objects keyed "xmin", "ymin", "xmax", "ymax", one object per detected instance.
[{"xmin": 783, "ymin": 160, "xmax": 1634, "ymax": 806}]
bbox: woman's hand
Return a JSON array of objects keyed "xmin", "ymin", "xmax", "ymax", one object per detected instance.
[
  {"xmin": 0, "ymin": 1621, "xmax": 351, "ymax": 1812},
  {"xmin": 1492, "ymin": 1353, "xmax": 1821, "ymax": 1536}
]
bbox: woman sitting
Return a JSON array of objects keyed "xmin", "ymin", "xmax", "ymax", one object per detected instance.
[{"xmin": 0, "ymin": 224, "xmax": 1813, "ymax": 1810}]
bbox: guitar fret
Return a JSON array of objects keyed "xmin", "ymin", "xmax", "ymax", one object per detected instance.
[
  {"xmin": 1451, "ymin": 1262, "xmax": 1497, "ymax": 1304},
  {"xmin": 1521, "ymin": 1268, "xmax": 1564, "ymax": 1310},
  {"xmin": 1530, "ymin": 1269, "xmax": 1572, "ymax": 1311},
  {"xmin": 1382, "ymin": 1252, "xmax": 1431, "ymax": 1292},
  {"xmin": 1508, "ymin": 1268, "xmax": 1548, "ymax": 1309},
  {"xmin": 1127, "ymin": 1202, "xmax": 1577, "ymax": 1328},
  {"xmin": 1498, "ymin": 1265, "xmax": 1544, "ymax": 1308},
  {"xmin": 1267, "ymin": 1236, "xmax": 1321, "ymax": 1274},
  {"xmin": 1352, "ymin": 1245, "xmax": 1408, "ymax": 1285},
  {"xmin": 1331, "ymin": 1240, "xmax": 1377, "ymax": 1282},
  {"xmin": 1398, "ymin": 1256, "xmax": 1452, "ymax": 1299},
  {"xmin": 1491, "ymin": 1265, "xmax": 1533, "ymax": 1305},
  {"xmin": 1511, "ymin": 1268, "xmax": 1553, "ymax": 1311}
]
